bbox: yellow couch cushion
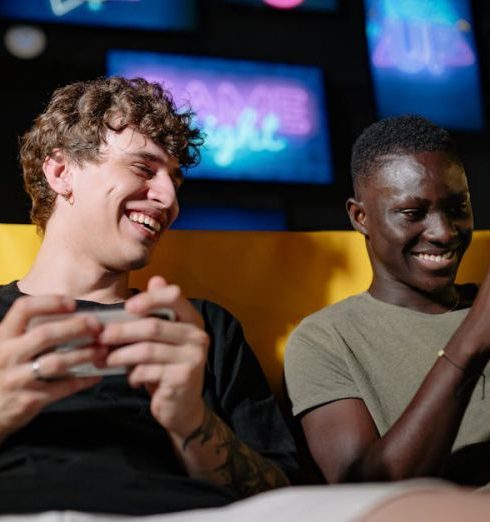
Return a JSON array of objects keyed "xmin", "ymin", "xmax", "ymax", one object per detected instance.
[{"xmin": 0, "ymin": 224, "xmax": 488, "ymax": 395}]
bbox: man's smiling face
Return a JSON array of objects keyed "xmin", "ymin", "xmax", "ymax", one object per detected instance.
[
  {"xmin": 64, "ymin": 126, "xmax": 182, "ymax": 272},
  {"xmin": 356, "ymin": 150, "xmax": 473, "ymax": 298}
]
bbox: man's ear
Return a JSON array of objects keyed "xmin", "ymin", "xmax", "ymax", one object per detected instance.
[
  {"xmin": 42, "ymin": 149, "xmax": 72, "ymax": 196},
  {"xmin": 346, "ymin": 197, "xmax": 369, "ymax": 237}
]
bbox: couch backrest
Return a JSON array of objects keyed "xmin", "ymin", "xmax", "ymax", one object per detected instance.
[{"xmin": 1, "ymin": 224, "xmax": 489, "ymax": 396}]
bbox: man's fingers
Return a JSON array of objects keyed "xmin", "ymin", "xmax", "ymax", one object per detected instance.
[
  {"xmin": 27, "ymin": 346, "xmax": 109, "ymax": 383},
  {"xmin": 127, "ymin": 363, "xmax": 168, "ymax": 388},
  {"xmin": 99, "ymin": 317, "xmax": 204, "ymax": 346},
  {"xmin": 0, "ymin": 347, "xmax": 107, "ymax": 390},
  {"xmin": 125, "ymin": 277, "xmax": 204, "ymax": 328},
  {"xmin": 148, "ymin": 276, "xmax": 168, "ymax": 290},
  {"xmin": 0, "ymin": 295, "xmax": 75, "ymax": 340},
  {"xmin": 16, "ymin": 314, "xmax": 102, "ymax": 363},
  {"xmin": 106, "ymin": 341, "xmax": 203, "ymax": 368}
]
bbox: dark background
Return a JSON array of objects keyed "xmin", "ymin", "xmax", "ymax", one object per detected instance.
[{"xmin": 0, "ymin": 0, "xmax": 489, "ymax": 230}]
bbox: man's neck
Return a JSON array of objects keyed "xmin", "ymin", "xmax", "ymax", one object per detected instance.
[
  {"xmin": 18, "ymin": 232, "xmax": 131, "ymax": 304},
  {"xmin": 368, "ymin": 278, "xmax": 460, "ymax": 314}
]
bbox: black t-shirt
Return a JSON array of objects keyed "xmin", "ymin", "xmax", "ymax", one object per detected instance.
[{"xmin": 0, "ymin": 282, "xmax": 297, "ymax": 515}]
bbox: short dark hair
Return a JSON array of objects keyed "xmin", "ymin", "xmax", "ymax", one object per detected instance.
[
  {"xmin": 20, "ymin": 76, "xmax": 203, "ymax": 232},
  {"xmin": 351, "ymin": 115, "xmax": 461, "ymax": 191}
]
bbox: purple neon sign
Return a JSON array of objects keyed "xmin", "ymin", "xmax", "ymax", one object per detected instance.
[
  {"xmin": 108, "ymin": 50, "xmax": 333, "ymax": 183},
  {"xmin": 372, "ymin": 19, "xmax": 475, "ymax": 75}
]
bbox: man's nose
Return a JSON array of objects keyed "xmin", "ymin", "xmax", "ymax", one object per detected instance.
[
  {"xmin": 424, "ymin": 212, "xmax": 458, "ymax": 244},
  {"xmin": 147, "ymin": 174, "xmax": 177, "ymax": 210}
]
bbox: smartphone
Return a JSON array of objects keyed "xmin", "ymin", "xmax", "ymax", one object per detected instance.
[{"xmin": 28, "ymin": 308, "xmax": 175, "ymax": 377}]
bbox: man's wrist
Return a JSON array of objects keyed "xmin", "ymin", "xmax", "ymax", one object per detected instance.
[
  {"xmin": 166, "ymin": 400, "xmax": 207, "ymax": 446},
  {"xmin": 445, "ymin": 335, "xmax": 489, "ymax": 375}
]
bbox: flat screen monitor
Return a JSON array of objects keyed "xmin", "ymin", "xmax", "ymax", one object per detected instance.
[
  {"xmin": 0, "ymin": 0, "xmax": 196, "ymax": 31},
  {"xmin": 364, "ymin": 0, "xmax": 484, "ymax": 131},
  {"xmin": 107, "ymin": 50, "xmax": 333, "ymax": 184},
  {"xmin": 224, "ymin": 0, "xmax": 338, "ymax": 11}
]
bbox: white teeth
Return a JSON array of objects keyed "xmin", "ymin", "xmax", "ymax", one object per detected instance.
[
  {"xmin": 128, "ymin": 212, "xmax": 161, "ymax": 233},
  {"xmin": 416, "ymin": 251, "xmax": 453, "ymax": 263}
]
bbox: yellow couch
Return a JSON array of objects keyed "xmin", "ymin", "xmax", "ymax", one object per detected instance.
[{"xmin": 1, "ymin": 224, "xmax": 489, "ymax": 396}]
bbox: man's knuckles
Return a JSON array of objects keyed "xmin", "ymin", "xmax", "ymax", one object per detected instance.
[{"xmin": 187, "ymin": 328, "xmax": 209, "ymax": 351}]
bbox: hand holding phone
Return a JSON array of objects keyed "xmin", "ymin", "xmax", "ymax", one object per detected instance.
[{"xmin": 28, "ymin": 307, "xmax": 175, "ymax": 377}]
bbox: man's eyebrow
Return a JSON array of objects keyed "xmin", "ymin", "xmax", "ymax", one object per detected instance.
[
  {"xmin": 445, "ymin": 191, "xmax": 471, "ymax": 203},
  {"xmin": 126, "ymin": 151, "xmax": 184, "ymax": 183},
  {"xmin": 125, "ymin": 151, "xmax": 167, "ymax": 164}
]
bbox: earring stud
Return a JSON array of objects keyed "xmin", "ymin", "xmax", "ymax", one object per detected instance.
[{"xmin": 63, "ymin": 192, "xmax": 74, "ymax": 205}]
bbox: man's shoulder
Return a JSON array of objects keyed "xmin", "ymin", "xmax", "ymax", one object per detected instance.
[
  {"xmin": 0, "ymin": 280, "xmax": 21, "ymax": 297},
  {"xmin": 287, "ymin": 292, "xmax": 371, "ymax": 350},
  {"xmin": 190, "ymin": 298, "xmax": 238, "ymax": 328},
  {"xmin": 189, "ymin": 298, "xmax": 246, "ymax": 357},
  {"xmin": 0, "ymin": 281, "xmax": 22, "ymax": 319},
  {"xmin": 300, "ymin": 292, "xmax": 371, "ymax": 327}
]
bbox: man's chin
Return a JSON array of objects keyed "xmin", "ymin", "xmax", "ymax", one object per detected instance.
[
  {"xmin": 417, "ymin": 274, "xmax": 457, "ymax": 295},
  {"xmin": 126, "ymin": 255, "xmax": 151, "ymax": 271},
  {"xmin": 109, "ymin": 251, "xmax": 152, "ymax": 273}
]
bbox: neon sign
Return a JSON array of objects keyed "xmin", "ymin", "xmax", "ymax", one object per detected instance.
[
  {"xmin": 372, "ymin": 19, "xmax": 474, "ymax": 75},
  {"xmin": 226, "ymin": 0, "xmax": 338, "ymax": 11},
  {"xmin": 364, "ymin": 0, "xmax": 484, "ymax": 130},
  {"xmin": 263, "ymin": 0, "xmax": 305, "ymax": 8},
  {"xmin": 202, "ymin": 109, "xmax": 285, "ymax": 167},
  {"xmin": 108, "ymin": 50, "xmax": 333, "ymax": 184},
  {"xmin": 49, "ymin": 0, "xmax": 140, "ymax": 17},
  {"xmin": 177, "ymin": 80, "xmax": 315, "ymax": 166},
  {"xmin": 0, "ymin": 0, "xmax": 194, "ymax": 31}
]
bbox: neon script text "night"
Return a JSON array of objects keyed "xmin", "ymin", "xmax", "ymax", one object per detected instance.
[{"xmin": 202, "ymin": 109, "xmax": 286, "ymax": 167}]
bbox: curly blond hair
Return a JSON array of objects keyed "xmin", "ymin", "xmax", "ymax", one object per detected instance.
[{"xmin": 20, "ymin": 76, "xmax": 203, "ymax": 231}]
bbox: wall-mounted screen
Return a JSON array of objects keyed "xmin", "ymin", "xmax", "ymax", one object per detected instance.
[
  {"xmin": 224, "ymin": 0, "xmax": 338, "ymax": 11},
  {"xmin": 108, "ymin": 50, "xmax": 333, "ymax": 184},
  {"xmin": 0, "ymin": 0, "xmax": 196, "ymax": 31},
  {"xmin": 364, "ymin": 0, "xmax": 484, "ymax": 131}
]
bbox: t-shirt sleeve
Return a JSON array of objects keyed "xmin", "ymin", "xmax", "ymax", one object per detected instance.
[
  {"xmin": 196, "ymin": 300, "xmax": 298, "ymax": 481},
  {"xmin": 285, "ymin": 313, "xmax": 362, "ymax": 417}
]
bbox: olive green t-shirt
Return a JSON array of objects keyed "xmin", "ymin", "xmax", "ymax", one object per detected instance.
[{"xmin": 285, "ymin": 292, "xmax": 490, "ymax": 485}]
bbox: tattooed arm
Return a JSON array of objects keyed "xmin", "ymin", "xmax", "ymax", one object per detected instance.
[
  {"xmin": 171, "ymin": 406, "xmax": 289, "ymax": 497},
  {"xmin": 104, "ymin": 282, "xmax": 292, "ymax": 496}
]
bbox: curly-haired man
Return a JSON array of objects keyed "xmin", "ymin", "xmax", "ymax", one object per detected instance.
[{"xmin": 0, "ymin": 77, "xmax": 296, "ymax": 514}]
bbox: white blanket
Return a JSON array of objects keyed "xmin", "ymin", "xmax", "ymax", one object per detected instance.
[{"xmin": 0, "ymin": 480, "xmax": 451, "ymax": 522}]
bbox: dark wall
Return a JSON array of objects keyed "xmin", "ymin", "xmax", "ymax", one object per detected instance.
[{"xmin": 1, "ymin": 0, "xmax": 489, "ymax": 230}]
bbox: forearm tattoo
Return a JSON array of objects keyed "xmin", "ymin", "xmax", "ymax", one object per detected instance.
[{"xmin": 183, "ymin": 407, "xmax": 289, "ymax": 496}]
